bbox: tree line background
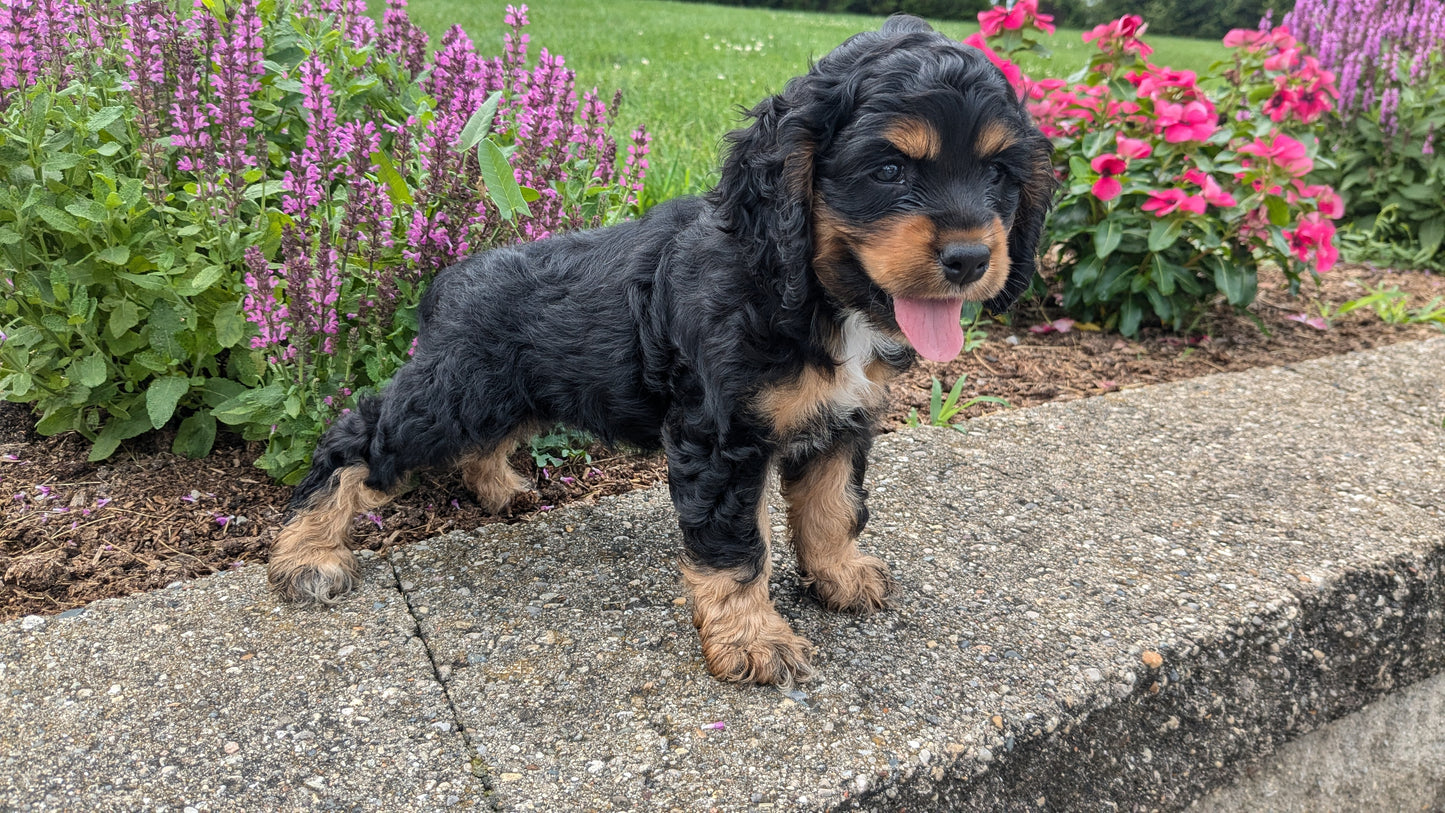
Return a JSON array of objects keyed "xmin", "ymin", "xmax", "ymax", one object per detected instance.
[{"xmin": 674, "ymin": 0, "xmax": 1289, "ymax": 40}]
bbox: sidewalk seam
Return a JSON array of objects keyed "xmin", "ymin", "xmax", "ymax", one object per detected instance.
[{"xmin": 384, "ymin": 556, "xmax": 494, "ymax": 796}]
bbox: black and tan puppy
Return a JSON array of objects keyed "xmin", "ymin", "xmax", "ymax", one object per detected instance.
[{"xmin": 269, "ymin": 15, "xmax": 1054, "ymax": 685}]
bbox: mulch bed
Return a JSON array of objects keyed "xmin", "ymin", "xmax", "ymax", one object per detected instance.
[{"xmin": 3, "ymin": 263, "xmax": 1440, "ymax": 620}]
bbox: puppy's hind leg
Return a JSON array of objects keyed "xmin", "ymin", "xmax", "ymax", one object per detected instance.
[
  {"xmin": 269, "ymin": 401, "xmax": 396, "ymax": 605},
  {"xmin": 457, "ymin": 427, "xmax": 534, "ymax": 514}
]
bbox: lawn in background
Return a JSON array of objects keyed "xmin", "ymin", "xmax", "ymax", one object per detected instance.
[{"xmin": 403, "ymin": 0, "xmax": 1229, "ymax": 197}]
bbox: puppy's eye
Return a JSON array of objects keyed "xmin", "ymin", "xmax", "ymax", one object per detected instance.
[
  {"xmin": 873, "ymin": 163, "xmax": 904, "ymax": 183},
  {"xmin": 986, "ymin": 163, "xmax": 1005, "ymax": 186}
]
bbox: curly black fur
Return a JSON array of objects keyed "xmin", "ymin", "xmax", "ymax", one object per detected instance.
[{"xmin": 285, "ymin": 14, "xmax": 1054, "ymax": 590}]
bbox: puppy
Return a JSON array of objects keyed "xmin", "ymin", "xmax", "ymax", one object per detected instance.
[{"xmin": 268, "ymin": 14, "xmax": 1054, "ymax": 686}]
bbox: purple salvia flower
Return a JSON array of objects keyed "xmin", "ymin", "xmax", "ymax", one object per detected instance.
[
  {"xmin": 621, "ymin": 126, "xmax": 651, "ymax": 207},
  {"xmin": 207, "ymin": 0, "xmax": 265, "ymax": 213},
  {"xmin": 169, "ymin": 41, "xmax": 216, "ymax": 208},
  {"xmin": 380, "ymin": 0, "xmax": 429, "ymax": 77},
  {"xmin": 243, "ymin": 246, "xmax": 290, "ymax": 353},
  {"xmin": 0, "ymin": 0, "xmax": 40, "ymax": 106},
  {"xmin": 122, "ymin": 0, "xmax": 177, "ymax": 207}
]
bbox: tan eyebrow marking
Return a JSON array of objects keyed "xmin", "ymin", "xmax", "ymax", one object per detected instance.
[
  {"xmin": 976, "ymin": 119, "xmax": 1019, "ymax": 157},
  {"xmin": 884, "ymin": 118, "xmax": 942, "ymax": 161}
]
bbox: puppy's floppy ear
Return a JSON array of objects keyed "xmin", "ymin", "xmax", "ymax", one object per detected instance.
[
  {"xmin": 710, "ymin": 87, "xmax": 823, "ymax": 311},
  {"xmin": 985, "ymin": 133, "xmax": 1057, "ymax": 315}
]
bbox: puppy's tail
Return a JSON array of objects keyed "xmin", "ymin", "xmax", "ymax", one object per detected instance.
[{"xmin": 290, "ymin": 395, "xmax": 383, "ymax": 512}]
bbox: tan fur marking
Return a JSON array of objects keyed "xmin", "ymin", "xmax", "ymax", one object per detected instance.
[
  {"xmin": 853, "ymin": 214, "xmax": 940, "ymax": 297},
  {"xmin": 864, "ymin": 358, "xmax": 899, "ymax": 385},
  {"xmin": 976, "ymin": 119, "xmax": 1019, "ymax": 157},
  {"xmin": 885, "ymin": 118, "xmax": 942, "ymax": 161},
  {"xmin": 269, "ymin": 465, "xmax": 392, "ymax": 604},
  {"xmin": 757, "ymin": 364, "xmax": 840, "ymax": 437},
  {"xmin": 782, "ymin": 452, "xmax": 894, "ymax": 612},
  {"xmin": 457, "ymin": 430, "xmax": 533, "ymax": 513},
  {"xmin": 681, "ymin": 562, "xmax": 814, "ymax": 685}
]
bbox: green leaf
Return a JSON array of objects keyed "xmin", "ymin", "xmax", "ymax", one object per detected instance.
[
  {"xmin": 176, "ymin": 263, "xmax": 224, "ymax": 296},
  {"xmin": 117, "ymin": 271, "xmax": 171, "ymax": 292},
  {"xmin": 479, "ymin": 139, "xmax": 530, "ymax": 220},
  {"xmin": 1151, "ymin": 255, "xmax": 1175, "ymax": 296},
  {"xmin": 1093, "ymin": 219, "xmax": 1123, "ymax": 259},
  {"xmin": 86, "ymin": 105, "xmax": 126, "ymax": 134},
  {"xmin": 36, "ymin": 204, "xmax": 81, "ymax": 235},
  {"xmin": 172, "ymin": 412, "xmax": 217, "ymax": 459},
  {"xmin": 97, "ymin": 245, "xmax": 129, "ymax": 265},
  {"xmin": 1265, "ymin": 195, "xmax": 1290, "ymax": 227},
  {"xmin": 455, "ymin": 91, "xmax": 503, "ymax": 152},
  {"xmin": 213, "ymin": 301, "xmax": 246, "ymax": 348},
  {"xmin": 1417, "ymin": 215, "xmax": 1445, "ymax": 262},
  {"xmin": 75, "ymin": 353, "xmax": 107, "ymax": 388},
  {"xmin": 1070, "ymin": 255, "xmax": 1102, "ymax": 287},
  {"xmin": 1210, "ymin": 257, "xmax": 1257, "ymax": 306},
  {"xmin": 109, "ymin": 299, "xmax": 142, "ymax": 337},
  {"xmin": 1147, "ymin": 219, "xmax": 1183, "ymax": 253},
  {"xmin": 1119, "ymin": 297, "xmax": 1143, "ymax": 337},
  {"xmin": 146, "ymin": 374, "xmax": 189, "ymax": 429},
  {"xmin": 65, "ymin": 198, "xmax": 108, "ymax": 224},
  {"xmin": 89, "ymin": 409, "xmax": 153, "ymax": 462},
  {"xmin": 147, "ymin": 300, "xmax": 185, "ymax": 359},
  {"xmin": 120, "ymin": 178, "xmax": 144, "ymax": 210},
  {"xmin": 371, "ymin": 150, "xmax": 414, "ymax": 207},
  {"xmin": 35, "ymin": 406, "xmax": 79, "ymax": 436},
  {"xmin": 212, "ymin": 383, "xmax": 287, "ymax": 425}
]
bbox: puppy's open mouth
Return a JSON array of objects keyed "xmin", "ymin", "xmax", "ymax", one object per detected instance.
[{"xmin": 893, "ymin": 296, "xmax": 966, "ymax": 362}]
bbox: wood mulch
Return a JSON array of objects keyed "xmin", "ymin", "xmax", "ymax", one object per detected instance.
[{"xmin": 3, "ymin": 262, "xmax": 1440, "ymax": 620}]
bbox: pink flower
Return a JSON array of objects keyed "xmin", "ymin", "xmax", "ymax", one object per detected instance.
[
  {"xmin": 962, "ymin": 33, "xmax": 1027, "ymax": 97},
  {"xmin": 1134, "ymin": 66, "xmax": 1198, "ymax": 101},
  {"xmin": 1090, "ymin": 153, "xmax": 1127, "ymax": 201},
  {"xmin": 1115, "ymin": 133, "xmax": 1152, "ymax": 159},
  {"xmin": 1182, "ymin": 169, "xmax": 1237, "ymax": 208},
  {"xmin": 1286, "ymin": 313, "xmax": 1330, "ymax": 330},
  {"xmin": 1155, "ymin": 100, "xmax": 1217, "ymax": 143},
  {"xmin": 1082, "ymin": 15, "xmax": 1153, "ymax": 58},
  {"xmin": 978, "ymin": 0, "xmax": 1055, "ymax": 37},
  {"xmin": 1141, "ymin": 188, "xmax": 1206, "ymax": 217},
  {"xmin": 1291, "ymin": 181, "xmax": 1344, "ymax": 219},
  {"xmin": 1223, "ymin": 28, "xmax": 1267, "ymax": 48},
  {"xmin": 1237, "ymin": 133, "xmax": 1313, "ymax": 177},
  {"xmin": 1283, "ymin": 212, "xmax": 1338, "ymax": 272}
]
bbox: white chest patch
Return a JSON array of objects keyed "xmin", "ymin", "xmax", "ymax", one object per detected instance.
[{"xmin": 832, "ymin": 311, "xmax": 896, "ymax": 413}]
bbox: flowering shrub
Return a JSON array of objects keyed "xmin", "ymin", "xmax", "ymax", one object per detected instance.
[
  {"xmin": 969, "ymin": 7, "xmax": 1344, "ymax": 336},
  {"xmin": 1285, "ymin": 0, "xmax": 1445, "ymax": 269},
  {"xmin": 0, "ymin": 1, "xmax": 646, "ymax": 481}
]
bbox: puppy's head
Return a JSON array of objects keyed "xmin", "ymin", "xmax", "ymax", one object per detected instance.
[{"xmin": 714, "ymin": 15, "xmax": 1055, "ymax": 362}]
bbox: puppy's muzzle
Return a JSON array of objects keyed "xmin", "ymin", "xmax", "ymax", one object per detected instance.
[{"xmin": 938, "ymin": 241, "xmax": 991, "ymax": 286}]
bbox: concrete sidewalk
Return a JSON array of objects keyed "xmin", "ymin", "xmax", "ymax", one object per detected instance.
[{"xmin": 3, "ymin": 338, "xmax": 1442, "ymax": 812}]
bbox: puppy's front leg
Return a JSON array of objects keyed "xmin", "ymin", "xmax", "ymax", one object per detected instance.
[
  {"xmin": 665, "ymin": 419, "xmax": 813, "ymax": 685},
  {"xmin": 780, "ymin": 435, "xmax": 896, "ymax": 612}
]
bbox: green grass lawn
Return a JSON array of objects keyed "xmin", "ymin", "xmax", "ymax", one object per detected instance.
[{"xmin": 401, "ymin": 0, "xmax": 1228, "ymax": 196}]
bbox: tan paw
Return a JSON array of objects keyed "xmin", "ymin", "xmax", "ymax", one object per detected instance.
[
  {"xmin": 268, "ymin": 552, "xmax": 360, "ymax": 605},
  {"xmin": 699, "ymin": 618, "xmax": 816, "ymax": 686},
  {"xmin": 804, "ymin": 554, "xmax": 896, "ymax": 613}
]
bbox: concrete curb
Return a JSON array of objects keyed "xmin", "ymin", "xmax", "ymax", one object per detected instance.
[{"xmin": 4, "ymin": 337, "xmax": 1442, "ymax": 811}]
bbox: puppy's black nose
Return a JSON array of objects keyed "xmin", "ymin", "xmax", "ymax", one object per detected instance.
[{"xmin": 939, "ymin": 242, "xmax": 991, "ymax": 286}]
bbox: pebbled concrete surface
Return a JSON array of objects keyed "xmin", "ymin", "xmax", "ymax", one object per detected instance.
[
  {"xmin": 0, "ymin": 554, "xmax": 482, "ymax": 811},
  {"xmin": 3, "ymin": 336, "xmax": 1443, "ymax": 811},
  {"xmin": 1195, "ymin": 669, "xmax": 1445, "ymax": 812}
]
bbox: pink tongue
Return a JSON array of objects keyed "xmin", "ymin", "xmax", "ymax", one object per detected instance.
[{"xmin": 893, "ymin": 297, "xmax": 966, "ymax": 362}]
